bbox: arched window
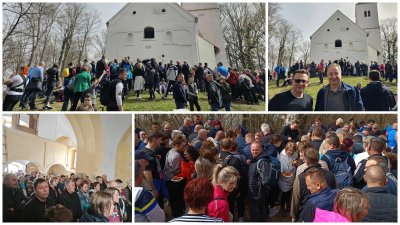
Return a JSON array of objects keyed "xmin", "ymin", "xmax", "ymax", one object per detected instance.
[
  {"xmin": 335, "ymin": 39, "xmax": 342, "ymax": 48},
  {"xmin": 368, "ymin": 11, "xmax": 371, "ymax": 17},
  {"xmin": 166, "ymin": 31, "xmax": 172, "ymax": 44},
  {"xmin": 364, "ymin": 11, "xmax": 367, "ymax": 17},
  {"xmin": 144, "ymin": 27, "xmax": 154, "ymax": 39}
]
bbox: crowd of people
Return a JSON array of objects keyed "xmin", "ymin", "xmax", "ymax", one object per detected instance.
[
  {"xmin": 269, "ymin": 63, "xmax": 397, "ymax": 111},
  {"xmin": 3, "ymin": 171, "xmax": 132, "ymax": 222},
  {"xmin": 134, "ymin": 115, "xmax": 397, "ymax": 222},
  {"xmin": 3, "ymin": 57, "xmax": 265, "ymax": 111}
]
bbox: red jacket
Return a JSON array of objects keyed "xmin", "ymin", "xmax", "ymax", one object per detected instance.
[
  {"xmin": 206, "ymin": 185, "xmax": 230, "ymax": 222},
  {"xmin": 175, "ymin": 160, "xmax": 195, "ymax": 182}
]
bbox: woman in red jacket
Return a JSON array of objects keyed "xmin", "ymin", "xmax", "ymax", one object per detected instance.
[
  {"xmin": 206, "ymin": 165, "xmax": 240, "ymax": 222},
  {"xmin": 174, "ymin": 145, "xmax": 199, "ymax": 183}
]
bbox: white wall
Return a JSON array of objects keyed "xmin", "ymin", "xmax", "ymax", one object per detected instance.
[
  {"xmin": 37, "ymin": 115, "xmax": 77, "ymax": 146},
  {"xmin": 197, "ymin": 36, "xmax": 217, "ymax": 68},
  {"xmin": 99, "ymin": 114, "xmax": 132, "ymax": 180},
  {"xmin": 105, "ymin": 3, "xmax": 199, "ymax": 65},
  {"xmin": 311, "ymin": 11, "xmax": 369, "ymax": 63}
]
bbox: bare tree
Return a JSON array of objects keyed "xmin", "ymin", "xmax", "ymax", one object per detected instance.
[
  {"xmin": 93, "ymin": 29, "xmax": 107, "ymax": 59},
  {"xmin": 2, "ymin": 3, "xmax": 33, "ymax": 45},
  {"xmin": 381, "ymin": 17, "xmax": 398, "ymax": 64},
  {"xmin": 76, "ymin": 8, "xmax": 100, "ymax": 63},
  {"xmin": 299, "ymin": 40, "xmax": 311, "ymax": 65}
]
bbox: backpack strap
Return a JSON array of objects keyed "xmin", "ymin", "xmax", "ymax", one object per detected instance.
[{"xmin": 10, "ymin": 75, "xmax": 27, "ymax": 92}]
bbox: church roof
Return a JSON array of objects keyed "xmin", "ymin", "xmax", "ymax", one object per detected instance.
[
  {"xmin": 310, "ymin": 10, "xmax": 367, "ymax": 39},
  {"xmin": 107, "ymin": 3, "xmax": 197, "ymax": 25}
]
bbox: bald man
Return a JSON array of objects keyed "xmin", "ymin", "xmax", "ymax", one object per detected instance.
[{"xmin": 362, "ymin": 165, "xmax": 397, "ymax": 222}]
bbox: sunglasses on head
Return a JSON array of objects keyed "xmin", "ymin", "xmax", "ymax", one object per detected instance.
[{"xmin": 294, "ymin": 79, "xmax": 308, "ymax": 84}]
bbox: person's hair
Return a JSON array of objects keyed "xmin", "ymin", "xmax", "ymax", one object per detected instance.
[
  {"xmin": 312, "ymin": 127, "xmax": 324, "ymax": 138},
  {"xmin": 369, "ymin": 70, "xmax": 381, "ymax": 81},
  {"xmin": 82, "ymin": 65, "xmax": 89, "ymax": 71},
  {"xmin": 184, "ymin": 178, "xmax": 213, "ymax": 210},
  {"xmin": 369, "ymin": 138, "xmax": 384, "ymax": 153},
  {"xmin": 104, "ymin": 187, "xmax": 119, "ymax": 197},
  {"xmin": 90, "ymin": 191, "xmax": 113, "ymax": 216},
  {"xmin": 340, "ymin": 138, "xmax": 354, "ymax": 152},
  {"xmin": 385, "ymin": 152, "xmax": 397, "ymax": 171},
  {"xmin": 225, "ymin": 130, "xmax": 236, "ymax": 139},
  {"xmin": 326, "ymin": 135, "xmax": 340, "ymax": 148},
  {"xmin": 304, "ymin": 167, "xmax": 327, "ymax": 186},
  {"xmin": 52, "ymin": 64, "xmax": 59, "ymax": 69},
  {"xmin": 304, "ymin": 147, "xmax": 319, "ymax": 164},
  {"xmin": 45, "ymin": 204, "xmax": 73, "ymax": 222},
  {"xmin": 34, "ymin": 178, "xmax": 48, "ymax": 189},
  {"xmin": 365, "ymin": 165, "xmax": 386, "ymax": 184},
  {"xmin": 315, "ymin": 117, "xmax": 322, "ymax": 122},
  {"xmin": 119, "ymin": 68, "xmax": 127, "ymax": 75},
  {"xmin": 195, "ymin": 157, "xmax": 213, "ymax": 180},
  {"xmin": 352, "ymin": 135, "xmax": 362, "ymax": 143},
  {"xmin": 147, "ymin": 132, "xmax": 163, "ymax": 142},
  {"xmin": 327, "ymin": 63, "xmax": 341, "ymax": 73},
  {"xmin": 291, "ymin": 120, "xmax": 299, "ymax": 125},
  {"xmin": 78, "ymin": 179, "xmax": 89, "ymax": 189},
  {"xmin": 272, "ymin": 134, "xmax": 282, "ymax": 144},
  {"xmin": 183, "ymin": 145, "xmax": 199, "ymax": 163},
  {"xmin": 301, "ymin": 135, "xmax": 310, "ymax": 142},
  {"xmin": 251, "ymin": 141, "xmax": 263, "ymax": 149},
  {"xmin": 333, "ymin": 187, "xmax": 369, "ymax": 222},
  {"xmin": 293, "ymin": 69, "xmax": 310, "ymax": 77},
  {"xmin": 367, "ymin": 119, "xmax": 375, "ymax": 124},
  {"xmin": 49, "ymin": 177, "xmax": 58, "ymax": 184},
  {"xmin": 220, "ymin": 138, "xmax": 232, "ymax": 150},
  {"xmin": 172, "ymin": 135, "xmax": 186, "ymax": 146},
  {"xmin": 285, "ymin": 142, "xmax": 296, "ymax": 152},
  {"xmin": 64, "ymin": 178, "xmax": 75, "ymax": 187},
  {"xmin": 199, "ymin": 140, "xmax": 218, "ymax": 163},
  {"xmin": 212, "ymin": 164, "xmax": 240, "ymax": 186},
  {"xmin": 261, "ymin": 123, "xmax": 271, "ymax": 133},
  {"xmin": 367, "ymin": 155, "xmax": 388, "ymax": 172},
  {"xmin": 378, "ymin": 135, "xmax": 387, "ymax": 143},
  {"xmin": 297, "ymin": 140, "xmax": 313, "ymax": 153},
  {"xmin": 245, "ymin": 133, "xmax": 255, "ymax": 143}
]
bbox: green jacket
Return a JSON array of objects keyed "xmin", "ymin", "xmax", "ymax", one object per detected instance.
[{"xmin": 74, "ymin": 71, "xmax": 91, "ymax": 93}]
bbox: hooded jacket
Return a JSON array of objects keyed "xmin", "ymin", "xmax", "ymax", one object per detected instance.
[
  {"xmin": 206, "ymin": 185, "xmax": 230, "ymax": 222},
  {"xmin": 313, "ymin": 208, "xmax": 350, "ymax": 222},
  {"xmin": 360, "ymin": 81, "xmax": 396, "ymax": 111},
  {"xmin": 248, "ymin": 151, "xmax": 269, "ymax": 199},
  {"xmin": 315, "ymin": 82, "xmax": 364, "ymax": 111}
]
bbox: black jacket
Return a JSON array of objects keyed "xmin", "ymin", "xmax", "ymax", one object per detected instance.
[
  {"xmin": 79, "ymin": 208, "xmax": 109, "ymax": 222},
  {"xmin": 362, "ymin": 187, "xmax": 397, "ymax": 222},
  {"xmin": 360, "ymin": 81, "xmax": 396, "ymax": 111},
  {"xmin": 299, "ymin": 187, "xmax": 338, "ymax": 222},
  {"xmin": 20, "ymin": 195, "xmax": 56, "ymax": 222},
  {"xmin": 60, "ymin": 190, "xmax": 82, "ymax": 221},
  {"xmin": 3, "ymin": 185, "xmax": 27, "ymax": 222},
  {"xmin": 172, "ymin": 81, "xmax": 187, "ymax": 103},
  {"xmin": 248, "ymin": 151, "xmax": 269, "ymax": 199},
  {"xmin": 207, "ymin": 81, "xmax": 222, "ymax": 105},
  {"xmin": 46, "ymin": 67, "xmax": 59, "ymax": 83}
]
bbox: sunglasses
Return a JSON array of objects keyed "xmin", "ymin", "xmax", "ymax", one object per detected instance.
[{"xmin": 294, "ymin": 79, "xmax": 308, "ymax": 84}]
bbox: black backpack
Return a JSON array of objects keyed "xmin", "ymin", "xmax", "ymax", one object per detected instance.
[
  {"xmin": 10, "ymin": 75, "xmax": 28, "ymax": 92},
  {"xmin": 100, "ymin": 79, "xmax": 121, "ymax": 106}
]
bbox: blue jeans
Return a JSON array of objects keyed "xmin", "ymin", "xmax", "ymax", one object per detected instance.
[{"xmin": 45, "ymin": 82, "xmax": 56, "ymax": 105}]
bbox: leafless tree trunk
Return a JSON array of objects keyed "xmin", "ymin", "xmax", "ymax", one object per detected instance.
[{"xmin": 381, "ymin": 17, "xmax": 398, "ymax": 63}]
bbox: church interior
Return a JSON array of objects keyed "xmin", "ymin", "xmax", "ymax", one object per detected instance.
[{"xmin": 2, "ymin": 114, "xmax": 132, "ymax": 183}]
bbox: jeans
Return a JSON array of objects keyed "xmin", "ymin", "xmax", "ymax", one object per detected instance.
[
  {"xmin": 223, "ymin": 101, "xmax": 232, "ymax": 111},
  {"xmin": 61, "ymin": 88, "xmax": 73, "ymax": 111},
  {"xmin": 165, "ymin": 80, "xmax": 175, "ymax": 97},
  {"xmin": 249, "ymin": 196, "xmax": 267, "ymax": 222},
  {"xmin": 189, "ymin": 98, "xmax": 201, "ymax": 111},
  {"xmin": 175, "ymin": 101, "xmax": 186, "ymax": 109},
  {"xmin": 45, "ymin": 81, "xmax": 56, "ymax": 105},
  {"xmin": 23, "ymin": 88, "xmax": 40, "ymax": 108}
]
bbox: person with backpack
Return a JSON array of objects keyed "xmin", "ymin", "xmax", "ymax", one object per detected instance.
[
  {"xmin": 95, "ymin": 56, "xmax": 106, "ymax": 79},
  {"xmin": 3, "ymin": 66, "xmax": 28, "ymax": 111},
  {"xmin": 106, "ymin": 68, "xmax": 127, "ymax": 111},
  {"xmin": 121, "ymin": 58, "xmax": 133, "ymax": 93},
  {"xmin": 20, "ymin": 61, "xmax": 45, "ymax": 110},
  {"xmin": 206, "ymin": 165, "xmax": 240, "ymax": 222},
  {"xmin": 320, "ymin": 135, "xmax": 356, "ymax": 189},
  {"xmin": 247, "ymin": 141, "xmax": 271, "ymax": 222},
  {"xmin": 43, "ymin": 64, "xmax": 60, "ymax": 110}
]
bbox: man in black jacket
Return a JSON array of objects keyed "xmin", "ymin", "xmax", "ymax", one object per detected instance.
[
  {"xmin": 20, "ymin": 178, "xmax": 56, "ymax": 221},
  {"xmin": 172, "ymin": 73, "xmax": 187, "ymax": 109},
  {"xmin": 3, "ymin": 174, "xmax": 27, "ymax": 221},
  {"xmin": 360, "ymin": 70, "xmax": 396, "ymax": 111},
  {"xmin": 206, "ymin": 73, "xmax": 222, "ymax": 111},
  {"xmin": 60, "ymin": 179, "xmax": 82, "ymax": 221},
  {"xmin": 362, "ymin": 165, "xmax": 397, "ymax": 222}
]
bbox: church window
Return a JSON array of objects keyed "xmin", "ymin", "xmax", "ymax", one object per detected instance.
[
  {"xmin": 162, "ymin": 8, "xmax": 166, "ymax": 13},
  {"xmin": 335, "ymin": 39, "xmax": 342, "ymax": 48},
  {"xmin": 346, "ymin": 27, "xmax": 349, "ymax": 30},
  {"xmin": 127, "ymin": 33, "xmax": 134, "ymax": 44},
  {"xmin": 9, "ymin": 114, "xmax": 38, "ymax": 135},
  {"xmin": 133, "ymin": 11, "xmax": 136, "ymax": 15},
  {"xmin": 327, "ymin": 29, "xmax": 330, "ymax": 32},
  {"xmin": 337, "ymin": 18, "xmax": 340, "ymax": 21},
  {"xmin": 364, "ymin": 11, "xmax": 367, "ymax": 17},
  {"xmin": 166, "ymin": 31, "xmax": 173, "ymax": 44},
  {"xmin": 144, "ymin": 27, "xmax": 155, "ymax": 39},
  {"xmin": 368, "ymin": 11, "xmax": 371, "ymax": 17}
]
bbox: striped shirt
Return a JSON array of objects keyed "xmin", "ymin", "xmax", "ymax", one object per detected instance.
[{"xmin": 169, "ymin": 214, "xmax": 223, "ymax": 223}]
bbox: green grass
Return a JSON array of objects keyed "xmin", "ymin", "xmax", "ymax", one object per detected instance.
[
  {"xmin": 268, "ymin": 76, "xmax": 398, "ymax": 108},
  {"xmin": 16, "ymin": 91, "xmax": 265, "ymax": 112}
]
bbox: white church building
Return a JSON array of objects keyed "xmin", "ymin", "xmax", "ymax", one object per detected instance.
[
  {"xmin": 105, "ymin": 3, "xmax": 228, "ymax": 68},
  {"xmin": 310, "ymin": 3, "xmax": 383, "ymax": 64}
]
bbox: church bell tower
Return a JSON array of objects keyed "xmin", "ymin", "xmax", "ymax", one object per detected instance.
[{"xmin": 355, "ymin": 3, "xmax": 383, "ymax": 63}]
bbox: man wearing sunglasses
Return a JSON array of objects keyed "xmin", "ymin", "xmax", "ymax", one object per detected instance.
[
  {"xmin": 315, "ymin": 63, "xmax": 364, "ymax": 111},
  {"xmin": 269, "ymin": 69, "xmax": 313, "ymax": 111}
]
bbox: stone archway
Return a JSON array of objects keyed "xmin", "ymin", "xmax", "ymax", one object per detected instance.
[
  {"xmin": 115, "ymin": 125, "xmax": 132, "ymax": 183},
  {"xmin": 47, "ymin": 164, "xmax": 67, "ymax": 175}
]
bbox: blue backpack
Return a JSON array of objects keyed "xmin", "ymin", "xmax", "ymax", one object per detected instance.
[
  {"xmin": 256, "ymin": 156, "xmax": 281, "ymax": 187},
  {"xmin": 325, "ymin": 155, "xmax": 353, "ymax": 189}
]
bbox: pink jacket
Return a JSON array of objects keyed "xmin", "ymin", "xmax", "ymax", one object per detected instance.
[
  {"xmin": 206, "ymin": 185, "xmax": 230, "ymax": 222},
  {"xmin": 313, "ymin": 208, "xmax": 350, "ymax": 222}
]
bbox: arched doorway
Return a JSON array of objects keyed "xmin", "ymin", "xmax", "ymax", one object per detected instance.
[
  {"xmin": 47, "ymin": 164, "xmax": 67, "ymax": 175},
  {"xmin": 4, "ymin": 160, "xmax": 40, "ymax": 174}
]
